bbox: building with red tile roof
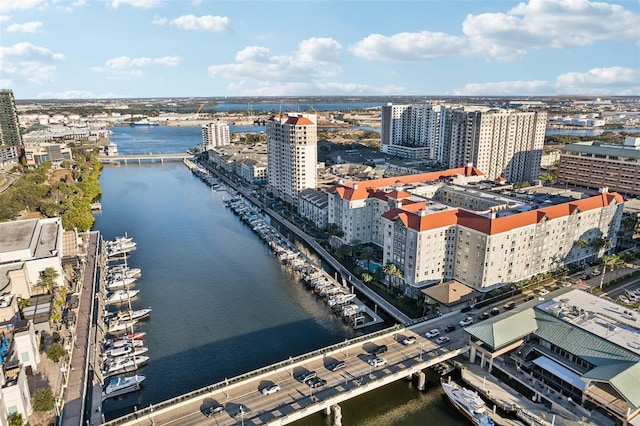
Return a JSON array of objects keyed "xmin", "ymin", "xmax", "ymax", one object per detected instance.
[{"xmin": 328, "ymin": 169, "xmax": 624, "ymax": 294}]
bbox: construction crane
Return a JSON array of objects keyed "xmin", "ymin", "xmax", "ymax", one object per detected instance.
[{"xmin": 195, "ymin": 103, "xmax": 206, "ymax": 115}]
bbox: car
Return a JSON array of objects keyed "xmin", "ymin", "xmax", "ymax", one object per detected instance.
[
  {"xmin": 478, "ymin": 312, "xmax": 490, "ymax": 321},
  {"xmin": 580, "ymin": 274, "xmax": 590, "ymax": 280},
  {"xmin": 619, "ymin": 295, "xmax": 631, "ymax": 304},
  {"xmin": 562, "ymin": 281, "xmax": 572, "ymax": 287},
  {"xmin": 371, "ymin": 344, "xmax": 388, "ymax": 355},
  {"xmin": 625, "ymin": 289, "xmax": 640, "ymax": 302},
  {"xmin": 444, "ymin": 324, "xmax": 456, "ymax": 332},
  {"xmin": 435, "ymin": 336, "xmax": 450, "ymax": 345},
  {"xmin": 538, "ymin": 289, "xmax": 550, "ymax": 296},
  {"xmin": 307, "ymin": 377, "xmax": 327, "ymax": 388},
  {"xmin": 591, "ymin": 269, "xmax": 602, "ymax": 276},
  {"xmin": 261, "ymin": 384, "xmax": 281, "ymax": 395},
  {"xmin": 524, "ymin": 294, "xmax": 535, "ymax": 301},
  {"xmin": 368, "ymin": 357, "xmax": 387, "ymax": 368},
  {"xmin": 401, "ymin": 336, "xmax": 417, "ymax": 345},
  {"xmin": 203, "ymin": 403, "xmax": 224, "ymax": 417},
  {"xmin": 459, "ymin": 316, "xmax": 473, "ymax": 327},
  {"xmin": 461, "ymin": 306, "xmax": 472, "ymax": 313},
  {"xmin": 490, "ymin": 307, "xmax": 500, "ymax": 316},
  {"xmin": 327, "ymin": 361, "xmax": 347, "ymax": 372},
  {"xmin": 503, "ymin": 302, "xmax": 516, "ymax": 310},
  {"xmin": 296, "ymin": 370, "xmax": 316, "ymax": 383},
  {"xmin": 425, "ymin": 329, "xmax": 440, "ymax": 338}
]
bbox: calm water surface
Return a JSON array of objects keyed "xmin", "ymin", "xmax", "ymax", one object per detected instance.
[{"xmin": 97, "ymin": 127, "xmax": 465, "ymax": 424}]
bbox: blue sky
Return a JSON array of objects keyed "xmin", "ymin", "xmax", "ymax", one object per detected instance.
[{"xmin": 1, "ymin": 0, "xmax": 638, "ymax": 100}]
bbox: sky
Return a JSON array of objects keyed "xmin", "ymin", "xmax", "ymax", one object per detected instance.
[{"xmin": 0, "ymin": 0, "xmax": 639, "ymax": 100}]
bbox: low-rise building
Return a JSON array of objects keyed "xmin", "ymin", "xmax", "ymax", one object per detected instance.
[
  {"xmin": 558, "ymin": 137, "xmax": 640, "ymax": 198},
  {"xmin": 23, "ymin": 142, "xmax": 73, "ymax": 167},
  {"xmin": 463, "ymin": 290, "xmax": 640, "ymax": 426},
  {"xmin": 297, "ymin": 189, "xmax": 328, "ymax": 229}
]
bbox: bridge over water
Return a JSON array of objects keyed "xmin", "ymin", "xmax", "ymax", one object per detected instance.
[
  {"xmin": 99, "ymin": 153, "xmax": 192, "ymax": 165},
  {"xmin": 101, "ymin": 325, "xmax": 469, "ymax": 425}
]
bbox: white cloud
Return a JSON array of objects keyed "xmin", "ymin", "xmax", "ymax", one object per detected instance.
[
  {"xmin": 555, "ymin": 66, "xmax": 640, "ymax": 95},
  {"xmin": 454, "ymin": 80, "xmax": 553, "ymax": 96},
  {"xmin": 209, "ymin": 37, "xmax": 343, "ymax": 83},
  {"xmin": 57, "ymin": 0, "xmax": 86, "ymax": 12},
  {"xmin": 0, "ymin": 42, "xmax": 64, "ymax": 86},
  {"xmin": 454, "ymin": 66, "xmax": 640, "ymax": 96},
  {"xmin": 6, "ymin": 21, "xmax": 43, "ymax": 33},
  {"xmin": 104, "ymin": 55, "xmax": 181, "ymax": 69},
  {"xmin": 169, "ymin": 14, "xmax": 231, "ymax": 32},
  {"xmin": 350, "ymin": 31, "xmax": 467, "ymax": 61},
  {"xmin": 0, "ymin": 16, "xmax": 10, "ymax": 23},
  {"xmin": 110, "ymin": 0, "xmax": 161, "ymax": 9},
  {"xmin": 152, "ymin": 15, "xmax": 167, "ymax": 25},
  {"xmin": 0, "ymin": 0, "xmax": 47, "ymax": 13},
  {"xmin": 351, "ymin": 0, "xmax": 640, "ymax": 62}
]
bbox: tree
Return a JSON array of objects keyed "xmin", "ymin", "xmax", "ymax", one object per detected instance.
[
  {"xmin": 575, "ymin": 239, "xmax": 587, "ymax": 248},
  {"xmin": 7, "ymin": 413, "xmax": 24, "ymax": 426},
  {"xmin": 32, "ymin": 386, "xmax": 55, "ymax": 412},
  {"xmin": 383, "ymin": 262, "xmax": 403, "ymax": 287},
  {"xmin": 361, "ymin": 272, "xmax": 373, "ymax": 285},
  {"xmin": 599, "ymin": 254, "xmax": 623, "ymax": 289},
  {"xmin": 360, "ymin": 245, "xmax": 375, "ymax": 272},
  {"xmin": 46, "ymin": 342, "xmax": 67, "ymax": 363},
  {"xmin": 37, "ymin": 267, "xmax": 59, "ymax": 294}
]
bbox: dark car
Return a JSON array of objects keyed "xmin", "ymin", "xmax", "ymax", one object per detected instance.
[
  {"xmin": 307, "ymin": 377, "xmax": 327, "ymax": 388},
  {"xmin": 490, "ymin": 307, "xmax": 500, "ymax": 316},
  {"xmin": 371, "ymin": 344, "xmax": 388, "ymax": 355},
  {"xmin": 444, "ymin": 324, "xmax": 456, "ymax": 332},
  {"xmin": 504, "ymin": 302, "xmax": 516, "ymax": 310},
  {"xmin": 296, "ymin": 370, "xmax": 316, "ymax": 383},
  {"xmin": 461, "ymin": 306, "xmax": 472, "ymax": 313},
  {"xmin": 524, "ymin": 294, "xmax": 535, "ymax": 301},
  {"xmin": 580, "ymin": 274, "xmax": 590, "ymax": 280},
  {"xmin": 327, "ymin": 361, "xmax": 347, "ymax": 372},
  {"xmin": 479, "ymin": 312, "xmax": 490, "ymax": 321},
  {"xmin": 203, "ymin": 403, "xmax": 224, "ymax": 417}
]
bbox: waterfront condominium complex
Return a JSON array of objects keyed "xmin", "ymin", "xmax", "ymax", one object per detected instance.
[
  {"xmin": 201, "ymin": 121, "xmax": 231, "ymax": 151},
  {"xmin": 266, "ymin": 113, "xmax": 317, "ymax": 206},
  {"xmin": 327, "ymin": 169, "xmax": 623, "ymax": 295},
  {"xmin": 557, "ymin": 137, "xmax": 640, "ymax": 198},
  {"xmin": 380, "ymin": 103, "xmax": 547, "ymax": 183},
  {"xmin": 0, "ymin": 89, "xmax": 23, "ymax": 147}
]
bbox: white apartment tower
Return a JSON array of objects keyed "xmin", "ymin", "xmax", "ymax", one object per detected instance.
[
  {"xmin": 266, "ymin": 113, "xmax": 317, "ymax": 206},
  {"xmin": 201, "ymin": 121, "xmax": 230, "ymax": 151},
  {"xmin": 380, "ymin": 103, "xmax": 547, "ymax": 183}
]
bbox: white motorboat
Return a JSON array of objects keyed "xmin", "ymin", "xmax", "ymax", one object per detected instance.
[
  {"xmin": 328, "ymin": 293, "xmax": 356, "ymax": 307},
  {"xmin": 105, "ymin": 307, "xmax": 152, "ymax": 323},
  {"xmin": 102, "ymin": 338, "xmax": 144, "ymax": 352},
  {"xmin": 102, "ymin": 355, "xmax": 149, "ymax": 378},
  {"xmin": 107, "ymin": 242, "xmax": 137, "ymax": 257},
  {"xmin": 106, "ymin": 277, "xmax": 137, "ymax": 290},
  {"xmin": 441, "ymin": 381, "xmax": 495, "ymax": 426},
  {"xmin": 102, "ymin": 374, "xmax": 145, "ymax": 401},
  {"xmin": 107, "ymin": 319, "xmax": 139, "ymax": 334},
  {"xmin": 107, "ymin": 268, "xmax": 141, "ymax": 281},
  {"xmin": 106, "ymin": 235, "xmax": 134, "ymax": 247},
  {"xmin": 105, "ymin": 289, "xmax": 140, "ymax": 305},
  {"xmin": 103, "ymin": 344, "xmax": 148, "ymax": 360}
]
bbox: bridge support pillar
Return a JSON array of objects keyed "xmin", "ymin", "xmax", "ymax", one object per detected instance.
[
  {"xmin": 417, "ymin": 371, "xmax": 426, "ymax": 391},
  {"xmin": 331, "ymin": 404, "xmax": 342, "ymax": 426},
  {"xmin": 324, "ymin": 406, "xmax": 331, "ymax": 416}
]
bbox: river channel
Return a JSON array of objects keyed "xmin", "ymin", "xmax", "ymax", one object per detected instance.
[{"xmin": 94, "ymin": 126, "xmax": 467, "ymax": 424}]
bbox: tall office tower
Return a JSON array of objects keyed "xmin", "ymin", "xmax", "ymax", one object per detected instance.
[
  {"xmin": 201, "ymin": 121, "xmax": 230, "ymax": 151},
  {"xmin": 266, "ymin": 113, "xmax": 317, "ymax": 206},
  {"xmin": 442, "ymin": 108, "xmax": 547, "ymax": 183},
  {"xmin": 380, "ymin": 103, "xmax": 443, "ymax": 160},
  {"xmin": 0, "ymin": 89, "xmax": 23, "ymax": 147}
]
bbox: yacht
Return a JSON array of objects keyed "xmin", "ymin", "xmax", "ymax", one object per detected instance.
[
  {"xmin": 105, "ymin": 289, "xmax": 140, "ymax": 305},
  {"xmin": 106, "ymin": 277, "xmax": 137, "ymax": 290},
  {"xmin": 102, "ymin": 374, "xmax": 145, "ymax": 401},
  {"xmin": 103, "ymin": 343, "xmax": 148, "ymax": 360},
  {"xmin": 106, "ymin": 235, "xmax": 133, "ymax": 247},
  {"xmin": 107, "ymin": 319, "xmax": 139, "ymax": 334},
  {"xmin": 105, "ymin": 307, "xmax": 152, "ymax": 323},
  {"xmin": 107, "ymin": 241, "xmax": 137, "ymax": 257},
  {"xmin": 102, "ymin": 337, "xmax": 144, "ymax": 352},
  {"xmin": 102, "ymin": 355, "xmax": 149, "ymax": 378},
  {"xmin": 107, "ymin": 268, "xmax": 141, "ymax": 281},
  {"xmin": 441, "ymin": 380, "xmax": 495, "ymax": 426}
]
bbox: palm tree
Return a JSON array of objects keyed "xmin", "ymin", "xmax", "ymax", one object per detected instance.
[
  {"xmin": 383, "ymin": 262, "xmax": 403, "ymax": 287},
  {"xmin": 360, "ymin": 246, "xmax": 375, "ymax": 272},
  {"xmin": 37, "ymin": 267, "xmax": 59, "ymax": 294},
  {"xmin": 599, "ymin": 254, "xmax": 623, "ymax": 289}
]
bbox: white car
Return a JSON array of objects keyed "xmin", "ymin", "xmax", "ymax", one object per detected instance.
[
  {"xmin": 619, "ymin": 295, "xmax": 631, "ymax": 304},
  {"xmin": 459, "ymin": 316, "xmax": 473, "ymax": 327},
  {"xmin": 538, "ymin": 289, "xmax": 550, "ymax": 296},
  {"xmin": 435, "ymin": 336, "xmax": 450, "ymax": 345},
  {"xmin": 261, "ymin": 384, "xmax": 281, "ymax": 395},
  {"xmin": 401, "ymin": 336, "xmax": 417, "ymax": 345},
  {"xmin": 368, "ymin": 357, "xmax": 387, "ymax": 368},
  {"xmin": 425, "ymin": 329, "xmax": 440, "ymax": 338}
]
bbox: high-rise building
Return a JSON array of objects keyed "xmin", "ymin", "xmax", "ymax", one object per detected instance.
[
  {"xmin": 0, "ymin": 89, "xmax": 23, "ymax": 147},
  {"xmin": 266, "ymin": 113, "xmax": 317, "ymax": 206},
  {"xmin": 201, "ymin": 121, "xmax": 230, "ymax": 151},
  {"xmin": 380, "ymin": 103, "xmax": 546, "ymax": 183}
]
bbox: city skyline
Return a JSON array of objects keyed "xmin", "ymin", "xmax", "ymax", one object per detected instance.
[{"xmin": 0, "ymin": 0, "xmax": 639, "ymax": 100}]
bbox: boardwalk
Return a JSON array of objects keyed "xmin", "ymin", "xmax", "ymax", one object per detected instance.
[{"xmin": 60, "ymin": 231, "xmax": 99, "ymax": 426}]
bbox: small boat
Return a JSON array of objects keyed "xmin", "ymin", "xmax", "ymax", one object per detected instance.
[
  {"xmin": 328, "ymin": 293, "xmax": 356, "ymax": 307},
  {"xmin": 102, "ymin": 355, "xmax": 149, "ymax": 378},
  {"xmin": 105, "ymin": 289, "xmax": 140, "ymax": 305},
  {"xmin": 102, "ymin": 338, "xmax": 145, "ymax": 352},
  {"xmin": 107, "ymin": 319, "xmax": 139, "ymax": 334},
  {"xmin": 105, "ymin": 307, "xmax": 152, "ymax": 322},
  {"xmin": 107, "ymin": 241, "xmax": 137, "ymax": 257},
  {"xmin": 441, "ymin": 380, "xmax": 495, "ymax": 426},
  {"xmin": 106, "ymin": 277, "xmax": 137, "ymax": 290},
  {"xmin": 106, "ymin": 236, "xmax": 134, "ymax": 247},
  {"xmin": 103, "ymin": 344, "xmax": 148, "ymax": 360},
  {"xmin": 107, "ymin": 268, "xmax": 141, "ymax": 281},
  {"xmin": 102, "ymin": 374, "xmax": 146, "ymax": 401}
]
